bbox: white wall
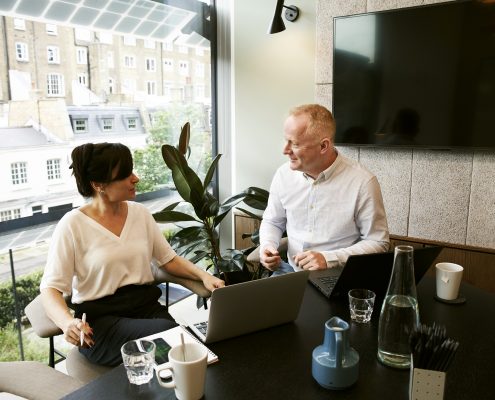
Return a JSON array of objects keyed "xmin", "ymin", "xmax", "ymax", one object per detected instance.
[{"xmin": 231, "ymin": 0, "xmax": 316, "ymax": 192}]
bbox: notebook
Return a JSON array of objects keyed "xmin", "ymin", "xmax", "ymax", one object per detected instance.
[
  {"xmin": 309, "ymin": 246, "xmax": 443, "ymax": 299},
  {"xmin": 183, "ymin": 270, "xmax": 310, "ymax": 344}
]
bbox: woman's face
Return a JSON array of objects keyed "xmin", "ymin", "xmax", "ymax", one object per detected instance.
[{"xmin": 100, "ymin": 169, "xmax": 140, "ymax": 202}]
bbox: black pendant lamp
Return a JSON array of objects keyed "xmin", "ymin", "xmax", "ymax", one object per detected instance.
[{"xmin": 268, "ymin": 0, "xmax": 300, "ymax": 34}]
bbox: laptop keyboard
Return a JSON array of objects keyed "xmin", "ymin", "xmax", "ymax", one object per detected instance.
[
  {"xmin": 319, "ymin": 275, "xmax": 339, "ymax": 286},
  {"xmin": 194, "ymin": 321, "xmax": 208, "ymax": 335}
]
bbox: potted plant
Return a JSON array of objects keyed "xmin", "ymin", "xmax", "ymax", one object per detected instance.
[{"xmin": 152, "ymin": 122, "xmax": 269, "ymax": 285}]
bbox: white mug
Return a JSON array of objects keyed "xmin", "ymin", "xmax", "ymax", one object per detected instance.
[
  {"xmin": 435, "ymin": 262, "xmax": 463, "ymax": 300},
  {"xmin": 155, "ymin": 342, "xmax": 208, "ymax": 400}
]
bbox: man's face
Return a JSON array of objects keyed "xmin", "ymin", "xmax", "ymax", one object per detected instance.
[{"xmin": 283, "ymin": 114, "xmax": 322, "ymax": 177}]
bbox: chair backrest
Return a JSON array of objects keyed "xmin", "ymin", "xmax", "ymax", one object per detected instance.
[{"xmin": 25, "ymin": 294, "xmax": 62, "ymax": 338}]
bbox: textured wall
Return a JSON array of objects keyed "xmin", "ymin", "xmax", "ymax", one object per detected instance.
[{"xmin": 316, "ymin": 0, "xmax": 495, "ymax": 249}]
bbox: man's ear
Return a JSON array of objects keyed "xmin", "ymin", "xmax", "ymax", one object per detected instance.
[{"xmin": 320, "ymin": 138, "xmax": 331, "ymax": 153}]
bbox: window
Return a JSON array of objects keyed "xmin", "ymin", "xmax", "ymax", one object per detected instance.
[
  {"xmin": 13, "ymin": 18, "xmax": 25, "ymax": 30},
  {"xmin": 108, "ymin": 77, "xmax": 114, "ymax": 94},
  {"xmin": 122, "ymin": 79, "xmax": 136, "ymax": 94},
  {"xmin": 195, "ymin": 85, "xmax": 205, "ymax": 99},
  {"xmin": 123, "ymin": 35, "xmax": 136, "ymax": 46},
  {"xmin": 163, "ymin": 59, "xmax": 173, "ymax": 71},
  {"xmin": 98, "ymin": 31, "xmax": 113, "ymax": 44},
  {"xmin": 73, "ymin": 118, "xmax": 88, "ymax": 133},
  {"xmin": 1, "ymin": 209, "xmax": 21, "ymax": 222},
  {"xmin": 124, "ymin": 55, "xmax": 135, "ymax": 68},
  {"xmin": 163, "ymin": 82, "xmax": 173, "ymax": 98},
  {"xmin": 146, "ymin": 58, "xmax": 156, "ymax": 72},
  {"xmin": 11, "ymin": 162, "xmax": 27, "ymax": 185},
  {"xmin": 126, "ymin": 118, "xmax": 137, "ymax": 130},
  {"xmin": 144, "ymin": 39, "xmax": 155, "ymax": 49},
  {"xmin": 178, "ymin": 46, "xmax": 188, "ymax": 54},
  {"xmin": 46, "ymin": 159, "xmax": 61, "ymax": 180},
  {"xmin": 195, "ymin": 47, "xmax": 205, "ymax": 56},
  {"xmin": 146, "ymin": 81, "xmax": 156, "ymax": 95},
  {"xmin": 46, "ymin": 73, "xmax": 64, "ymax": 96},
  {"xmin": 76, "ymin": 47, "xmax": 87, "ymax": 64},
  {"xmin": 75, "ymin": 28, "xmax": 91, "ymax": 42},
  {"xmin": 179, "ymin": 61, "xmax": 189, "ymax": 76},
  {"xmin": 163, "ymin": 42, "xmax": 173, "ymax": 51},
  {"xmin": 32, "ymin": 205, "xmax": 42, "ymax": 214},
  {"xmin": 78, "ymin": 73, "xmax": 88, "ymax": 86},
  {"xmin": 47, "ymin": 46, "xmax": 60, "ymax": 63},
  {"xmin": 195, "ymin": 62, "xmax": 205, "ymax": 77},
  {"xmin": 46, "ymin": 24, "xmax": 57, "ymax": 35},
  {"xmin": 107, "ymin": 51, "xmax": 114, "ymax": 68},
  {"xmin": 102, "ymin": 118, "xmax": 114, "ymax": 131},
  {"xmin": 15, "ymin": 42, "xmax": 29, "ymax": 61}
]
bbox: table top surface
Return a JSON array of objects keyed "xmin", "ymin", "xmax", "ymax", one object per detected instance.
[{"xmin": 63, "ymin": 277, "xmax": 495, "ymax": 400}]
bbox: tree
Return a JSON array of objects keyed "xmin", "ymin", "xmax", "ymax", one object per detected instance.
[{"xmin": 133, "ymin": 103, "xmax": 211, "ymax": 193}]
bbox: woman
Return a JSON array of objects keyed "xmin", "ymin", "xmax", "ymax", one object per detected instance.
[{"xmin": 40, "ymin": 142, "xmax": 224, "ymax": 366}]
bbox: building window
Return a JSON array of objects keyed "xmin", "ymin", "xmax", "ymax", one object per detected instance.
[
  {"xmin": 46, "ymin": 24, "xmax": 57, "ymax": 35},
  {"xmin": 122, "ymin": 79, "xmax": 136, "ymax": 94},
  {"xmin": 123, "ymin": 35, "xmax": 136, "ymax": 46},
  {"xmin": 126, "ymin": 118, "xmax": 137, "ymax": 130},
  {"xmin": 76, "ymin": 47, "xmax": 87, "ymax": 64},
  {"xmin": 15, "ymin": 42, "xmax": 29, "ymax": 61},
  {"xmin": 46, "ymin": 73, "xmax": 64, "ymax": 96},
  {"xmin": 124, "ymin": 55, "xmax": 135, "ymax": 68},
  {"xmin": 178, "ymin": 46, "xmax": 188, "ymax": 54},
  {"xmin": 144, "ymin": 39, "xmax": 155, "ymax": 49},
  {"xmin": 73, "ymin": 118, "xmax": 88, "ymax": 133},
  {"xmin": 146, "ymin": 58, "xmax": 156, "ymax": 72},
  {"xmin": 195, "ymin": 47, "xmax": 205, "ymax": 56},
  {"xmin": 102, "ymin": 118, "xmax": 114, "ymax": 131},
  {"xmin": 163, "ymin": 42, "xmax": 173, "ymax": 51},
  {"xmin": 78, "ymin": 73, "xmax": 88, "ymax": 86},
  {"xmin": 1, "ymin": 209, "xmax": 21, "ymax": 222},
  {"xmin": 195, "ymin": 85, "xmax": 205, "ymax": 99},
  {"xmin": 47, "ymin": 159, "xmax": 61, "ymax": 180},
  {"xmin": 47, "ymin": 46, "xmax": 60, "ymax": 64},
  {"xmin": 98, "ymin": 31, "xmax": 113, "ymax": 44},
  {"xmin": 13, "ymin": 18, "xmax": 25, "ymax": 30},
  {"xmin": 75, "ymin": 28, "xmax": 91, "ymax": 42},
  {"xmin": 195, "ymin": 62, "xmax": 205, "ymax": 77},
  {"xmin": 11, "ymin": 162, "xmax": 27, "ymax": 185},
  {"xmin": 32, "ymin": 205, "xmax": 42, "ymax": 214},
  {"xmin": 163, "ymin": 59, "xmax": 173, "ymax": 71},
  {"xmin": 179, "ymin": 61, "xmax": 189, "ymax": 76},
  {"xmin": 163, "ymin": 82, "xmax": 173, "ymax": 98},
  {"xmin": 108, "ymin": 77, "xmax": 114, "ymax": 94},
  {"xmin": 146, "ymin": 81, "xmax": 156, "ymax": 95}
]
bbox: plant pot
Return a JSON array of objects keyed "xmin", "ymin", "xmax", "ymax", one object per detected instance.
[{"xmin": 221, "ymin": 270, "xmax": 253, "ymax": 286}]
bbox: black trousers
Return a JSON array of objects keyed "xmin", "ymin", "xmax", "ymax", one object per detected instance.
[{"xmin": 72, "ymin": 284, "xmax": 177, "ymax": 366}]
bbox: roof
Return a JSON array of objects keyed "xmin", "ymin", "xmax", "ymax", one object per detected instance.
[{"xmin": 0, "ymin": 126, "xmax": 62, "ymax": 149}]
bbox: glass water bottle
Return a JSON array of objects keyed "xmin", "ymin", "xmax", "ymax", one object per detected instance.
[{"xmin": 377, "ymin": 245, "xmax": 420, "ymax": 369}]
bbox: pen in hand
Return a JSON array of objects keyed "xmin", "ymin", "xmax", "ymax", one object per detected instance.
[{"xmin": 80, "ymin": 313, "xmax": 86, "ymax": 346}]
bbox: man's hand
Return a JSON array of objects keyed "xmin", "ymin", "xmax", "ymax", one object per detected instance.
[
  {"xmin": 260, "ymin": 246, "xmax": 282, "ymax": 271},
  {"xmin": 293, "ymin": 251, "xmax": 327, "ymax": 270}
]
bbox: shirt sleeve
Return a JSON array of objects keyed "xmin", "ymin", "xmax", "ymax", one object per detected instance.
[
  {"xmin": 40, "ymin": 214, "xmax": 76, "ymax": 296},
  {"xmin": 259, "ymin": 168, "xmax": 287, "ymax": 254},
  {"xmin": 320, "ymin": 176, "xmax": 390, "ymax": 267}
]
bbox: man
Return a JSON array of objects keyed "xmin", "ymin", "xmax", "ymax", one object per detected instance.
[{"xmin": 260, "ymin": 104, "xmax": 389, "ymax": 274}]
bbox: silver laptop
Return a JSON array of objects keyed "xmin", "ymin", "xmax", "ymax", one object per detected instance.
[{"xmin": 184, "ymin": 270, "xmax": 310, "ymax": 344}]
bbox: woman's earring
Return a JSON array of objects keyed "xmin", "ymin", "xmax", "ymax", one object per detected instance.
[{"xmin": 99, "ymin": 189, "xmax": 105, "ymax": 195}]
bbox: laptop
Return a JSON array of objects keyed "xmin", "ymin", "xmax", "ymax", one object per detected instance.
[
  {"xmin": 309, "ymin": 246, "xmax": 443, "ymax": 299},
  {"xmin": 184, "ymin": 270, "xmax": 310, "ymax": 344}
]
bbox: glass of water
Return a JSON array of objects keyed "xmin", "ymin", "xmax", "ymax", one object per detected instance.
[
  {"xmin": 121, "ymin": 339, "xmax": 156, "ymax": 385},
  {"xmin": 348, "ymin": 289, "xmax": 376, "ymax": 323}
]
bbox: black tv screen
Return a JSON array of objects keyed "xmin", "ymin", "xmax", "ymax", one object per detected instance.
[{"xmin": 333, "ymin": 0, "xmax": 495, "ymax": 150}]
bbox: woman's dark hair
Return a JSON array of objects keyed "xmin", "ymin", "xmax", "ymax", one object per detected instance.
[{"xmin": 70, "ymin": 142, "xmax": 133, "ymax": 197}]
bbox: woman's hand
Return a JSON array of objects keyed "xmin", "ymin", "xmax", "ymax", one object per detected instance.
[
  {"xmin": 202, "ymin": 274, "xmax": 225, "ymax": 292},
  {"xmin": 62, "ymin": 317, "xmax": 94, "ymax": 348}
]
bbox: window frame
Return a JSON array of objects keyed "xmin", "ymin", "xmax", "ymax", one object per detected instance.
[
  {"xmin": 46, "ymin": 158, "xmax": 62, "ymax": 181},
  {"xmin": 15, "ymin": 42, "xmax": 29, "ymax": 61},
  {"xmin": 46, "ymin": 73, "xmax": 65, "ymax": 96},
  {"xmin": 11, "ymin": 162, "xmax": 28, "ymax": 185}
]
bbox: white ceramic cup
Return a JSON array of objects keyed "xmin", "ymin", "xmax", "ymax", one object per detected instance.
[
  {"xmin": 435, "ymin": 262, "xmax": 463, "ymax": 300},
  {"xmin": 155, "ymin": 342, "xmax": 208, "ymax": 400}
]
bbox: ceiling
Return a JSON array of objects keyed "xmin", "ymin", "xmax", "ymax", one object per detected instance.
[{"xmin": 0, "ymin": 0, "xmax": 210, "ymax": 46}]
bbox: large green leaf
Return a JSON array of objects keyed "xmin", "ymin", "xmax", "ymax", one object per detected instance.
[
  {"xmin": 161, "ymin": 145, "xmax": 203, "ymax": 204},
  {"xmin": 153, "ymin": 210, "xmax": 199, "ymax": 223},
  {"xmin": 203, "ymin": 154, "xmax": 221, "ymax": 190},
  {"xmin": 178, "ymin": 122, "xmax": 191, "ymax": 156},
  {"xmin": 235, "ymin": 207, "xmax": 263, "ymax": 221},
  {"xmin": 242, "ymin": 187, "xmax": 269, "ymax": 210},
  {"xmin": 214, "ymin": 192, "xmax": 248, "ymax": 226}
]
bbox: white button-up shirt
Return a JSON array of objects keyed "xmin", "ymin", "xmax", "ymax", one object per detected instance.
[{"xmin": 260, "ymin": 153, "xmax": 389, "ymax": 269}]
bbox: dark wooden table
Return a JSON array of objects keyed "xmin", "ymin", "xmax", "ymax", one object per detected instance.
[{"xmin": 63, "ymin": 277, "xmax": 495, "ymax": 399}]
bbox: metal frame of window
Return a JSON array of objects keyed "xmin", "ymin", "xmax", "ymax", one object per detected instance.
[
  {"xmin": 46, "ymin": 159, "xmax": 61, "ymax": 180},
  {"xmin": 11, "ymin": 162, "xmax": 27, "ymax": 185}
]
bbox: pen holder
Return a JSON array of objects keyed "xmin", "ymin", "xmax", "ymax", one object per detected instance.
[{"xmin": 409, "ymin": 366, "xmax": 446, "ymax": 400}]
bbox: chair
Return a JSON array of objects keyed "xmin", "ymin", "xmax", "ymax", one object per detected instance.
[
  {"xmin": 24, "ymin": 265, "xmax": 211, "ymax": 385},
  {"xmin": 0, "ymin": 361, "xmax": 82, "ymax": 400}
]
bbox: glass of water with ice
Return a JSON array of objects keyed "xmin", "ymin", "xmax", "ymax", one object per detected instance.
[
  {"xmin": 121, "ymin": 339, "xmax": 156, "ymax": 385},
  {"xmin": 348, "ymin": 289, "xmax": 376, "ymax": 323}
]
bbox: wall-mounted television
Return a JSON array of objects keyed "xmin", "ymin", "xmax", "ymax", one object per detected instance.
[{"xmin": 332, "ymin": 0, "xmax": 495, "ymax": 150}]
